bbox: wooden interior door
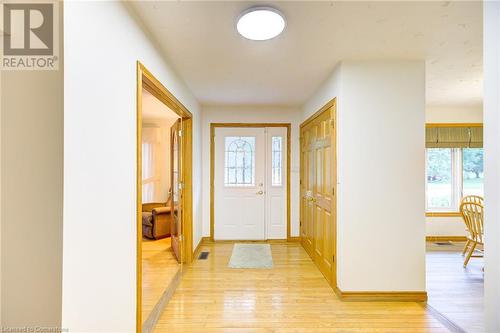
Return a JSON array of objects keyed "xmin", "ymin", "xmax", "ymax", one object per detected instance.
[
  {"xmin": 170, "ymin": 119, "xmax": 182, "ymax": 263},
  {"xmin": 300, "ymin": 103, "xmax": 336, "ymax": 287}
]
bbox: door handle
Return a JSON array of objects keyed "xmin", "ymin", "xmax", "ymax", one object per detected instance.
[{"xmin": 256, "ymin": 190, "xmax": 264, "ymax": 195}]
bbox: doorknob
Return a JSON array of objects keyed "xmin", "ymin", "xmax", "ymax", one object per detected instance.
[{"xmin": 256, "ymin": 190, "xmax": 264, "ymax": 195}]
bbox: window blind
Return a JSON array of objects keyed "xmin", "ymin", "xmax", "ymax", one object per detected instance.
[{"xmin": 425, "ymin": 125, "xmax": 483, "ymax": 148}]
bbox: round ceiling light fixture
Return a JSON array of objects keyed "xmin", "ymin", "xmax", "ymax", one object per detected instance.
[{"xmin": 236, "ymin": 7, "xmax": 286, "ymax": 41}]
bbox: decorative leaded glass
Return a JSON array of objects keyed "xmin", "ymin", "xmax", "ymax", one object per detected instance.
[
  {"xmin": 272, "ymin": 136, "xmax": 282, "ymax": 186},
  {"xmin": 224, "ymin": 136, "xmax": 255, "ymax": 186}
]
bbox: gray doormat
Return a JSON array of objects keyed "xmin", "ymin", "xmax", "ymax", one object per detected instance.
[{"xmin": 228, "ymin": 243, "xmax": 274, "ymax": 269}]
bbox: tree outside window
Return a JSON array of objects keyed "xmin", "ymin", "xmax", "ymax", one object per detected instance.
[
  {"xmin": 426, "ymin": 148, "xmax": 484, "ymax": 212},
  {"xmin": 462, "ymin": 148, "xmax": 484, "ymax": 197}
]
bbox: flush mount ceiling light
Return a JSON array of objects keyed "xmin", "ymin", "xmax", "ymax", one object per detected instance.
[{"xmin": 236, "ymin": 7, "xmax": 286, "ymax": 41}]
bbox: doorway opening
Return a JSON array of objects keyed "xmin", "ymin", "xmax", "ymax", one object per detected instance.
[
  {"xmin": 424, "ymin": 123, "xmax": 485, "ymax": 333},
  {"xmin": 299, "ymin": 99, "xmax": 337, "ymax": 289},
  {"xmin": 136, "ymin": 62, "xmax": 193, "ymax": 333},
  {"xmin": 210, "ymin": 123, "xmax": 291, "ymax": 241}
]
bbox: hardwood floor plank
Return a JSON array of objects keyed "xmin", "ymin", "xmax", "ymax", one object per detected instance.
[
  {"xmin": 152, "ymin": 242, "xmax": 449, "ymax": 333},
  {"xmin": 426, "ymin": 241, "xmax": 484, "ymax": 333},
  {"xmin": 142, "ymin": 237, "xmax": 181, "ymax": 325}
]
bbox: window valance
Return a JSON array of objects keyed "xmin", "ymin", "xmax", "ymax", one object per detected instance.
[{"xmin": 425, "ymin": 124, "xmax": 483, "ymax": 148}]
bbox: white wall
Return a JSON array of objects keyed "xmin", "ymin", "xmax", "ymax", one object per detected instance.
[
  {"xmin": 63, "ymin": 2, "xmax": 202, "ymax": 332},
  {"xmin": 201, "ymin": 106, "xmax": 302, "ymax": 238},
  {"xmin": 425, "ymin": 217, "xmax": 468, "ymax": 237},
  {"xmin": 308, "ymin": 80, "xmax": 483, "ymax": 239},
  {"xmin": 1, "ymin": 63, "xmax": 63, "ymax": 328},
  {"xmin": 484, "ymin": 2, "xmax": 500, "ymax": 331},
  {"xmin": 0, "ymin": 67, "xmax": 3, "ymax": 326},
  {"xmin": 426, "ymin": 105, "xmax": 483, "ymax": 123},
  {"xmin": 303, "ymin": 64, "xmax": 342, "ymax": 120},
  {"xmin": 303, "ymin": 61, "xmax": 426, "ymax": 292},
  {"xmin": 425, "ymin": 105, "xmax": 483, "ymax": 237},
  {"xmin": 1, "ymin": 7, "xmax": 63, "ymax": 327}
]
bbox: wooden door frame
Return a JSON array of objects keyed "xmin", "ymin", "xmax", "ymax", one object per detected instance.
[
  {"xmin": 299, "ymin": 98, "xmax": 337, "ymax": 289},
  {"xmin": 210, "ymin": 123, "xmax": 292, "ymax": 241},
  {"xmin": 136, "ymin": 61, "xmax": 193, "ymax": 332}
]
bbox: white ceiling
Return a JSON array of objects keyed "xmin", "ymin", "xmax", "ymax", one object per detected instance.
[{"xmin": 131, "ymin": 1, "xmax": 482, "ymax": 108}]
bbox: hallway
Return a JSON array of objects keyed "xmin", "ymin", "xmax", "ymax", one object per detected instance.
[
  {"xmin": 153, "ymin": 242, "xmax": 449, "ymax": 333},
  {"xmin": 8, "ymin": 1, "xmax": 495, "ymax": 332}
]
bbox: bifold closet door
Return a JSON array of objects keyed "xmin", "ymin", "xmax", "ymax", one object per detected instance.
[
  {"xmin": 301, "ymin": 128, "xmax": 315, "ymax": 256},
  {"xmin": 300, "ymin": 104, "xmax": 336, "ymax": 286}
]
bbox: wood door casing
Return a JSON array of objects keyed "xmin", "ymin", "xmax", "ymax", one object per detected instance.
[
  {"xmin": 301, "ymin": 129, "xmax": 314, "ymax": 256},
  {"xmin": 137, "ymin": 62, "xmax": 195, "ymax": 332},
  {"xmin": 300, "ymin": 101, "xmax": 337, "ymax": 288}
]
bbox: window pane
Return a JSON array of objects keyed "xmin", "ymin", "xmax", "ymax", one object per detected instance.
[
  {"xmin": 462, "ymin": 148, "xmax": 484, "ymax": 197},
  {"xmin": 272, "ymin": 136, "xmax": 282, "ymax": 186},
  {"xmin": 142, "ymin": 142, "xmax": 153, "ymax": 180},
  {"xmin": 427, "ymin": 148, "xmax": 453, "ymax": 209},
  {"xmin": 224, "ymin": 136, "xmax": 255, "ymax": 186},
  {"xmin": 142, "ymin": 182, "xmax": 154, "ymax": 203},
  {"xmin": 142, "ymin": 142, "xmax": 155, "ymax": 203}
]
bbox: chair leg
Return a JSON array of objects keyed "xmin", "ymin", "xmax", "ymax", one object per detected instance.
[
  {"xmin": 463, "ymin": 241, "xmax": 477, "ymax": 267},
  {"xmin": 462, "ymin": 239, "xmax": 471, "ymax": 256}
]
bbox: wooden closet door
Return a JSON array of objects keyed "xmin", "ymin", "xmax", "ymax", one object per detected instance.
[
  {"xmin": 312, "ymin": 109, "xmax": 335, "ymax": 283},
  {"xmin": 300, "ymin": 127, "xmax": 314, "ymax": 257},
  {"xmin": 300, "ymin": 103, "xmax": 336, "ymax": 287}
]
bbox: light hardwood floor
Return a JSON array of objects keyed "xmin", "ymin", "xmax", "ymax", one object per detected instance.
[
  {"xmin": 154, "ymin": 242, "xmax": 449, "ymax": 333},
  {"xmin": 142, "ymin": 237, "xmax": 180, "ymax": 324},
  {"xmin": 426, "ymin": 241, "xmax": 484, "ymax": 333}
]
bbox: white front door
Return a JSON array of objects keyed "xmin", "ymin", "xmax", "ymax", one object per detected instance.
[{"xmin": 214, "ymin": 126, "xmax": 287, "ymax": 240}]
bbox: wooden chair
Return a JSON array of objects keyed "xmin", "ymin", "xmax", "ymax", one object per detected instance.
[
  {"xmin": 461, "ymin": 195, "xmax": 484, "ymax": 205},
  {"xmin": 459, "ymin": 201, "xmax": 484, "ymax": 267},
  {"xmin": 460, "ymin": 195, "xmax": 484, "ymax": 256}
]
